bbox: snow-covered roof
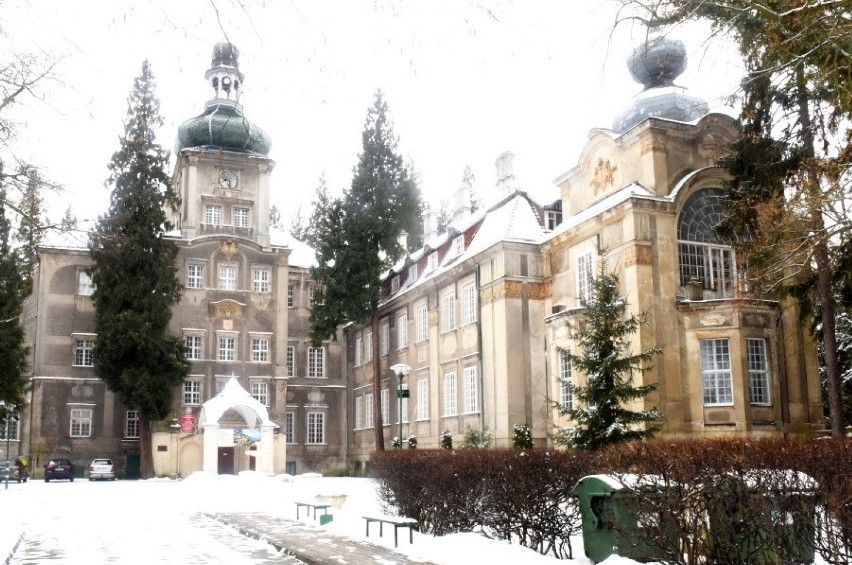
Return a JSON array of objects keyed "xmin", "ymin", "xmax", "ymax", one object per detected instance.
[
  {"xmin": 198, "ymin": 377, "xmax": 277, "ymax": 429},
  {"xmin": 547, "ymin": 182, "xmax": 659, "ymax": 241},
  {"xmin": 39, "ymin": 221, "xmax": 94, "ymax": 251}
]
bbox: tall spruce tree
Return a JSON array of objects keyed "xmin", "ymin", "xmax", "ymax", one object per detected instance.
[
  {"xmin": 15, "ymin": 166, "xmax": 45, "ymax": 292},
  {"xmin": 0, "ymin": 181, "xmax": 30, "ymax": 411},
  {"xmin": 555, "ymin": 264, "xmax": 661, "ymax": 450},
  {"xmin": 310, "ymin": 90, "xmax": 422, "ymax": 450},
  {"xmin": 88, "ymin": 61, "xmax": 189, "ymax": 477}
]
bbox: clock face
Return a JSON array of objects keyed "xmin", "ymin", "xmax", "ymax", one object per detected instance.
[{"xmin": 219, "ymin": 170, "xmax": 238, "ymax": 189}]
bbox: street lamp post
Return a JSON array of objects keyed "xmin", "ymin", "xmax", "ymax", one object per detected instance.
[
  {"xmin": 390, "ymin": 363, "xmax": 410, "ymax": 449},
  {"xmin": 170, "ymin": 418, "xmax": 180, "ymax": 477}
]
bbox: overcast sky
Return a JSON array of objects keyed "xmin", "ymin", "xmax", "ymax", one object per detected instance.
[{"xmin": 3, "ymin": 0, "xmax": 741, "ymax": 230}]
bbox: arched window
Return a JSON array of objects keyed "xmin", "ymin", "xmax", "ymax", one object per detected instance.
[{"xmin": 677, "ymin": 188, "xmax": 736, "ymax": 296}]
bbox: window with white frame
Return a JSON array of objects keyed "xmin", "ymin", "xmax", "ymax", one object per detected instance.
[
  {"xmin": 187, "ymin": 264, "xmax": 204, "ymax": 289},
  {"xmin": 391, "ymin": 275, "xmax": 400, "ymax": 293},
  {"xmin": 183, "ymin": 380, "xmax": 201, "ymax": 404},
  {"xmin": 559, "ymin": 349, "xmax": 573, "ymax": 410},
  {"xmin": 74, "ymin": 338, "xmax": 94, "ymax": 367},
  {"xmin": 233, "ymin": 207, "xmax": 250, "ymax": 228},
  {"xmin": 381, "ymin": 388, "xmax": 389, "ymax": 424},
  {"xmin": 399, "ymin": 395, "xmax": 409, "ymax": 424},
  {"xmin": 747, "ymin": 338, "xmax": 771, "ymax": 405},
  {"xmin": 252, "ymin": 269, "xmax": 270, "ymax": 293},
  {"xmin": 417, "ymin": 378, "xmax": 429, "ymax": 420},
  {"xmin": 287, "ymin": 284, "xmax": 295, "ymax": 307},
  {"xmin": 577, "ymin": 251, "xmax": 594, "ymax": 303},
  {"xmin": 286, "ymin": 345, "xmax": 295, "ymax": 377},
  {"xmin": 70, "ymin": 408, "xmax": 92, "ymax": 437},
  {"xmin": 307, "ymin": 412, "xmax": 325, "ymax": 444},
  {"xmin": 218, "ymin": 335, "xmax": 237, "ymax": 361},
  {"xmin": 354, "ymin": 396, "xmax": 363, "ymax": 430},
  {"xmin": 443, "ymin": 372, "xmax": 457, "ymax": 416},
  {"xmin": 251, "ymin": 381, "xmax": 269, "ymax": 406},
  {"xmin": 397, "ymin": 313, "xmax": 408, "ymax": 349},
  {"xmin": 463, "ymin": 366, "xmax": 478, "ymax": 413},
  {"xmin": 251, "ymin": 338, "xmax": 270, "ymax": 363},
  {"xmin": 451, "ymin": 235, "xmax": 464, "ymax": 256},
  {"xmin": 365, "ymin": 393, "xmax": 374, "ymax": 428},
  {"xmin": 365, "ymin": 331, "xmax": 373, "ymax": 361},
  {"xmin": 416, "ymin": 304, "xmax": 428, "ymax": 342},
  {"xmin": 284, "ymin": 412, "xmax": 295, "ymax": 443},
  {"xmin": 78, "ymin": 270, "xmax": 95, "ymax": 296},
  {"xmin": 408, "ymin": 264, "xmax": 418, "ymax": 283},
  {"xmin": 205, "ymin": 204, "xmax": 222, "ymax": 225},
  {"xmin": 441, "ymin": 291, "xmax": 456, "ymax": 332},
  {"xmin": 700, "ymin": 338, "xmax": 733, "ymax": 405},
  {"xmin": 125, "ymin": 410, "xmax": 140, "ymax": 438},
  {"xmin": 380, "ymin": 322, "xmax": 389, "ymax": 356},
  {"xmin": 462, "ymin": 283, "xmax": 477, "ymax": 325},
  {"xmin": 219, "ymin": 265, "xmax": 237, "ymax": 290},
  {"xmin": 426, "ymin": 253, "xmax": 438, "ymax": 272},
  {"xmin": 0, "ymin": 417, "xmax": 19, "ymax": 441},
  {"xmin": 678, "ymin": 188, "xmax": 737, "ymax": 296},
  {"xmin": 184, "ymin": 336, "xmax": 203, "ymax": 360},
  {"xmin": 355, "ymin": 336, "xmax": 362, "ymax": 366},
  {"xmin": 308, "ymin": 346, "xmax": 325, "ymax": 377}
]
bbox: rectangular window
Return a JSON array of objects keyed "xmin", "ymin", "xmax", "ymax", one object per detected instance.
[
  {"xmin": 205, "ymin": 204, "xmax": 222, "ymax": 225},
  {"xmin": 397, "ymin": 314, "xmax": 408, "ymax": 349},
  {"xmin": 747, "ymin": 338, "xmax": 771, "ymax": 405},
  {"xmin": 381, "ymin": 388, "xmax": 389, "ymax": 424},
  {"xmin": 125, "ymin": 410, "xmax": 140, "ymax": 439},
  {"xmin": 286, "ymin": 345, "xmax": 295, "ymax": 377},
  {"xmin": 380, "ymin": 322, "xmax": 390, "ymax": 356},
  {"xmin": 307, "ymin": 412, "xmax": 325, "ymax": 444},
  {"xmin": 219, "ymin": 265, "xmax": 237, "ymax": 290},
  {"xmin": 559, "ymin": 349, "xmax": 573, "ymax": 410},
  {"xmin": 443, "ymin": 372, "xmax": 457, "ymax": 416},
  {"xmin": 408, "ymin": 264, "xmax": 418, "ymax": 283},
  {"xmin": 399, "ymin": 395, "xmax": 409, "ymax": 424},
  {"xmin": 354, "ymin": 336, "xmax": 363, "ymax": 366},
  {"xmin": 700, "ymin": 338, "xmax": 733, "ymax": 405},
  {"xmin": 284, "ymin": 412, "xmax": 295, "ymax": 444},
  {"xmin": 187, "ymin": 265, "xmax": 204, "ymax": 289},
  {"xmin": 442, "ymin": 292, "xmax": 456, "ymax": 332},
  {"xmin": 287, "ymin": 284, "xmax": 295, "ymax": 307},
  {"xmin": 309, "ymin": 286, "xmax": 323, "ymax": 306},
  {"xmin": 252, "ymin": 269, "xmax": 270, "ymax": 293},
  {"xmin": 391, "ymin": 275, "xmax": 400, "ymax": 293},
  {"xmin": 462, "ymin": 283, "xmax": 477, "ymax": 324},
  {"xmin": 78, "ymin": 271, "xmax": 95, "ymax": 296},
  {"xmin": 184, "ymin": 336, "xmax": 203, "ymax": 360},
  {"xmin": 365, "ymin": 393, "xmax": 374, "ymax": 428},
  {"xmin": 70, "ymin": 408, "xmax": 92, "ymax": 438},
  {"xmin": 250, "ymin": 381, "xmax": 269, "ymax": 406},
  {"xmin": 463, "ymin": 366, "xmax": 478, "ymax": 413},
  {"xmin": 417, "ymin": 378, "xmax": 429, "ymax": 420},
  {"xmin": 416, "ymin": 304, "xmax": 428, "ymax": 342},
  {"xmin": 678, "ymin": 243, "xmax": 736, "ymax": 296},
  {"xmin": 451, "ymin": 235, "xmax": 464, "ymax": 256},
  {"xmin": 251, "ymin": 338, "xmax": 269, "ymax": 362},
  {"xmin": 354, "ymin": 396, "xmax": 363, "ymax": 430},
  {"xmin": 74, "ymin": 338, "xmax": 94, "ymax": 367},
  {"xmin": 183, "ymin": 380, "xmax": 201, "ymax": 405},
  {"xmin": 233, "ymin": 207, "xmax": 249, "ymax": 228},
  {"xmin": 308, "ymin": 346, "xmax": 325, "ymax": 377},
  {"xmin": 218, "ymin": 336, "xmax": 236, "ymax": 361},
  {"xmin": 577, "ymin": 251, "xmax": 594, "ymax": 303},
  {"xmin": 426, "ymin": 253, "xmax": 438, "ymax": 272},
  {"xmin": 365, "ymin": 331, "xmax": 373, "ymax": 361},
  {"xmin": 0, "ymin": 417, "xmax": 19, "ymax": 441}
]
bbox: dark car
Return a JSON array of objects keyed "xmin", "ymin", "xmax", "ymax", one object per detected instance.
[
  {"xmin": 0, "ymin": 459, "xmax": 29, "ymax": 483},
  {"xmin": 44, "ymin": 458, "xmax": 74, "ymax": 482}
]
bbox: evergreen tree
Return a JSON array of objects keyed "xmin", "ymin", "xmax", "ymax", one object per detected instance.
[
  {"xmin": 310, "ymin": 90, "xmax": 422, "ymax": 450},
  {"xmin": 15, "ymin": 166, "xmax": 44, "ymax": 292},
  {"xmin": 0, "ymin": 181, "xmax": 30, "ymax": 410},
  {"xmin": 555, "ymin": 265, "xmax": 661, "ymax": 450},
  {"xmin": 512, "ymin": 423, "xmax": 534, "ymax": 449},
  {"xmin": 60, "ymin": 206, "xmax": 77, "ymax": 231},
  {"xmin": 88, "ymin": 61, "xmax": 189, "ymax": 478},
  {"xmin": 269, "ymin": 204, "xmax": 283, "ymax": 231}
]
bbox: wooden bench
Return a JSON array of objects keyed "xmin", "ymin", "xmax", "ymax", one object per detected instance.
[
  {"xmin": 295, "ymin": 501, "xmax": 332, "ymax": 520},
  {"xmin": 363, "ymin": 515, "xmax": 418, "ymax": 547}
]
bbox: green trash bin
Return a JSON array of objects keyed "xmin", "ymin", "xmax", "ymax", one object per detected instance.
[{"xmin": 572, "ymin": 474, "xmax": 671, "ymax": 564}]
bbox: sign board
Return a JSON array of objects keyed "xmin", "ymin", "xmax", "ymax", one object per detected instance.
[
  {"xmin": 218, "ymin": 428, "xmax": 235, "ymax": 447},
  {"xmin": 179, "ymin": 412, "xmax": 196, "ymax": 433}
]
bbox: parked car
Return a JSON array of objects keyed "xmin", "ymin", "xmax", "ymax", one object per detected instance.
[
  {"xmin": 44, "ymin": 458, "xmax": 74, "ymax": 482},
  {"xmin": 88, "ymin": 458, "xmax": 115, "ymax": 481},
  {"xmin": 0, "ymin": 459, "xmax": 29, "ymax": 483}
]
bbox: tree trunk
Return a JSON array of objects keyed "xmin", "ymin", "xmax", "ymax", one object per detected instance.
[
  {"xmin": 371, "ymin": 309, "xmax": 385, "ymax": 450},
  {"xmin": 139, "ymin": 416, "xmax": 154, "ymax": 478}
]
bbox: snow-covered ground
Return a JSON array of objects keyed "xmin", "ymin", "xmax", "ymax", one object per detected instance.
[{"xmin": 0, "ymin": 471, "xmax": 649, "ymax": 564}]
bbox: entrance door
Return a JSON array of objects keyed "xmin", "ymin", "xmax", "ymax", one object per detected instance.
[
  {"xmin": 217, "ymin": 447, "xmax": 234, "ymax": 475},
  {"xmin": 125, "ymin": 453, "xmax": 141, "ymax": 479}
]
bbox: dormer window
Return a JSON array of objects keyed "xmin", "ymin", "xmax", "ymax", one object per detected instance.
[
  {"xmin": 408, "ymin": 264, "xmax": 419, "ymax": 282},
  {"xmin": 391, "ymin": 275, "xmax": 400, "ymax": 293},
  {"xmin": 451, "ymin": 235, "xmax": 464, "ymax": 257},
  {"xmin": 426, "ymin": 253, "xmax": 438, "ymax": 272}
]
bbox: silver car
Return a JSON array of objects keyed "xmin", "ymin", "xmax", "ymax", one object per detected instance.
[{"xmin": 88, "ymin": 458, "xmax": 116, "ymax": 481}]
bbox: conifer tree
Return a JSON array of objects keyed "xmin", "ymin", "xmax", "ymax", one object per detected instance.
[
  {"xmin": 556, "ymin": 265, "xmax": 661, "ymax": 450},
  {"xmin": 15, "ymin": 166, "xmax": 45, "ymax": 292},
  {"xmin": 88, "ymin": 61, "xmax": 189, "ymax": 478},
  {"xmin": 60, "ymin": 206, "xmax": 77, "ymax": 231},
  {"xmin": 310, "ymin": 90, "xmax": 422, "ymax": 450},
  {"xmin": 0, "ymin": 181, "xmax": 30, "ymax": 410}
]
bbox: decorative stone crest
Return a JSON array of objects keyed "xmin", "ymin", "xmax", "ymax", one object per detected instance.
[
  {"xmin": 591, "ymin": 158, "xmax": 617, "ymax": 195},
  {"xmin": 210, "ymin": 299, "xmax": 246, "ymax": 319},
  {"xmin": 219, "ymin": 240, "xmax": 239, "ymax": 260}
]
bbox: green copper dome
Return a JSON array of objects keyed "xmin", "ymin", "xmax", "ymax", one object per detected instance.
[{"xmin": 175, "ymin": 42, "xmax": 272, "ymax": 156}]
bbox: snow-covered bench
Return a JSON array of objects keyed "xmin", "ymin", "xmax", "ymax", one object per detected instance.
[{"xmin": 363, "ymin": 515, "xmax": 418, "ymax": 547}]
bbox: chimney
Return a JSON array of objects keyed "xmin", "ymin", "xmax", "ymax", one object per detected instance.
[
  {"xmin": 452, "ymin": 181, "xmax": 471, "ymax": 224},
  {"xmin": 495, "ymin": 151, "xmax": 516, "ymax": 198},
  {"xmin": 397, "ymin": 230, "xmax": 408, "ymax": 251}
]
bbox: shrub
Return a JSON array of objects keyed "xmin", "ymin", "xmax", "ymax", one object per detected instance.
[
  {"xmin": 512, "ymin": 423, "xmax": 533, "ymax": 449},
  {"xmin": 407, "ymin": 435, "xmax": 417, "ymax": 449},
  {"xmin": 460, "ymin": 426, "xmax": 492, "ymax": 449},
  {"xmin": 440, "ymin": 429, "xmax": 453, "ymax": 449}
]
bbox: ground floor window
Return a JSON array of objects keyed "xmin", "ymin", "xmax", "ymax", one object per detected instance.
[
  {"xmin": 307, "ymin": 412, "xmax": 325, "ymax": 444},
  {"xmin": 700, "ymin": 338, "xmax": 733, "ymax": 405},
  {"xmin": 747, "ymin": 338, "xmax": 771, "ymax": 405},
  {"xmin": 250, "ymin": 381, "xmax": 269, "ymax": 407},
  {"xmin": 0, "ymin": 417, "xmax": 19, "ymax": 441},
  {"xmin": 125, "ymin": 410, "xmax": 140, "ymax": 438},
  {"xmin": 284, "ymin": 412, "xmax": 295, "ymax": 444},
  {"xmin": 70, "ymin": 408, "xmax": 93, "ymax": 437}
]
